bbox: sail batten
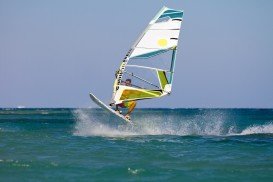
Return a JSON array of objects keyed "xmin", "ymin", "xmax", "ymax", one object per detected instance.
[
  {"xmin": 111, "ymin": 6, "xmax": 183, "ymax": 104},
  {"xmin": 126, "ymin": 65, "xmax": 171, "ymax": 72}
]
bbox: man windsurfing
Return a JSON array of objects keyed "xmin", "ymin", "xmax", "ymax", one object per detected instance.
[{"xmin": 115, "ymin": 79, "xmax": 136, "ymax": 120}]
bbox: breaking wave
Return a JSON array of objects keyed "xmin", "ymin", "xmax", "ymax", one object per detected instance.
[
  {"xmin": 239, "ymin": 123, "xmax": 273, "ymax": 135},
  {"xmin": 73, "ymin": 109, "xmax": 273, "ymax": 137}
]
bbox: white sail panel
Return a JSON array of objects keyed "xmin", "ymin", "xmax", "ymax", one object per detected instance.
[
  {"xmin": 136, "ymin": 30, "xmax": 180, "ymax": 48},
  {"xmin": 129, "ymin": 13, "xmax": 182, "ymax": 58},
  {"xmin": 149, "ymin": 20, "xmax": 181, "ymax": 30},
  {"xmin": 130, "ymin": 29, "xmax": 180, "ymax": 58}
]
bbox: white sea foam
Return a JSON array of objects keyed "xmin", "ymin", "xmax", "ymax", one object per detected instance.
[
  {"xmin": 17, "ymin": 105, "xmax": 25, "ymax": 109},
  {"xmin": 73, "ymin": 109, "xmax": 273, "ymax": 137},
  {"xmin": 128, "ymin": 167, "xmax": 145, "ymax": 175},
  {"xmin": 73, "ymin": 109, "xmax": 137, "ymax": 137},
  {"xmin": 239, "ymin": 123, "xmax": 273, "ymax": 135}
]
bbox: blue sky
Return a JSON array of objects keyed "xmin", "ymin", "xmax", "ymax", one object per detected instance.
[{"xmin": 0, "ymin": 0, "xmax": 273, "ymax": 108}]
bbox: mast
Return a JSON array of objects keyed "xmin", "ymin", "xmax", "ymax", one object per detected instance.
[{"xmin": 170, "ymin": 48, "xmax": 177, "ymax": 84}]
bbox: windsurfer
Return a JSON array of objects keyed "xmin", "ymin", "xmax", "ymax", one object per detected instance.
[{"xmin": 115, "ymin": 79, "xmax": 137, "ymax": 120}]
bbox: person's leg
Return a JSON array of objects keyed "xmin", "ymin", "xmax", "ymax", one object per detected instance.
[
  {"xmin": 125, "ymin": 101, "xmax": 136, "ymax": 118},
  {"xmin": 115, "ymin": 104, "xmax": 121, "ymax": 114},
  {"xmin": 115, "ymin": 103, "xmax": 124, "ymax": 114}
]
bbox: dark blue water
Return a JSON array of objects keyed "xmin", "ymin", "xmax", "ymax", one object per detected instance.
[{"xmin": 1, "ymin": 108, "xmax": 273, "ymax": 181}]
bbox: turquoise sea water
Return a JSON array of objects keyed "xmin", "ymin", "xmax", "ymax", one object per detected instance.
[{"xmin": 0, "ymin": 108, "xmax": 273, "ymax": 181}]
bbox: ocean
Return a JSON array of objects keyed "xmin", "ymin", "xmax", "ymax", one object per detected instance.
[{"xmin": 0, "ymin": 108, "xmax": 273, "ymax": 181}]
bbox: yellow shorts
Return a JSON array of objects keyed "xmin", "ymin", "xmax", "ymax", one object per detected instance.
[{"xmin": 118, "ymin": 101, "xmax": 135, "ymax": 108}]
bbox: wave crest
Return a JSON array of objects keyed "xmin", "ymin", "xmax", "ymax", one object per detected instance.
[{"xmin": 73, "ymin": 109, "xmax": 273, "ymax": 137}]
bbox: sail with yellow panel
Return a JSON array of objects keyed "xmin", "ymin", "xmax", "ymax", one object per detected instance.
[{"xmin": 111, "ymin": 6, "xmax": 183, "ymax": 105}]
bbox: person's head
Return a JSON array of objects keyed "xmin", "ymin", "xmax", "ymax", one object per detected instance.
[{"xmin": 125, "ymin": 79, "xmax": 131, "ymax": 86}]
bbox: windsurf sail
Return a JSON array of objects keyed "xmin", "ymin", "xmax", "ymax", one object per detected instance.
[{"xmin": 111, "ymin": 6, "xmax": 183, "ymax": 105}]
